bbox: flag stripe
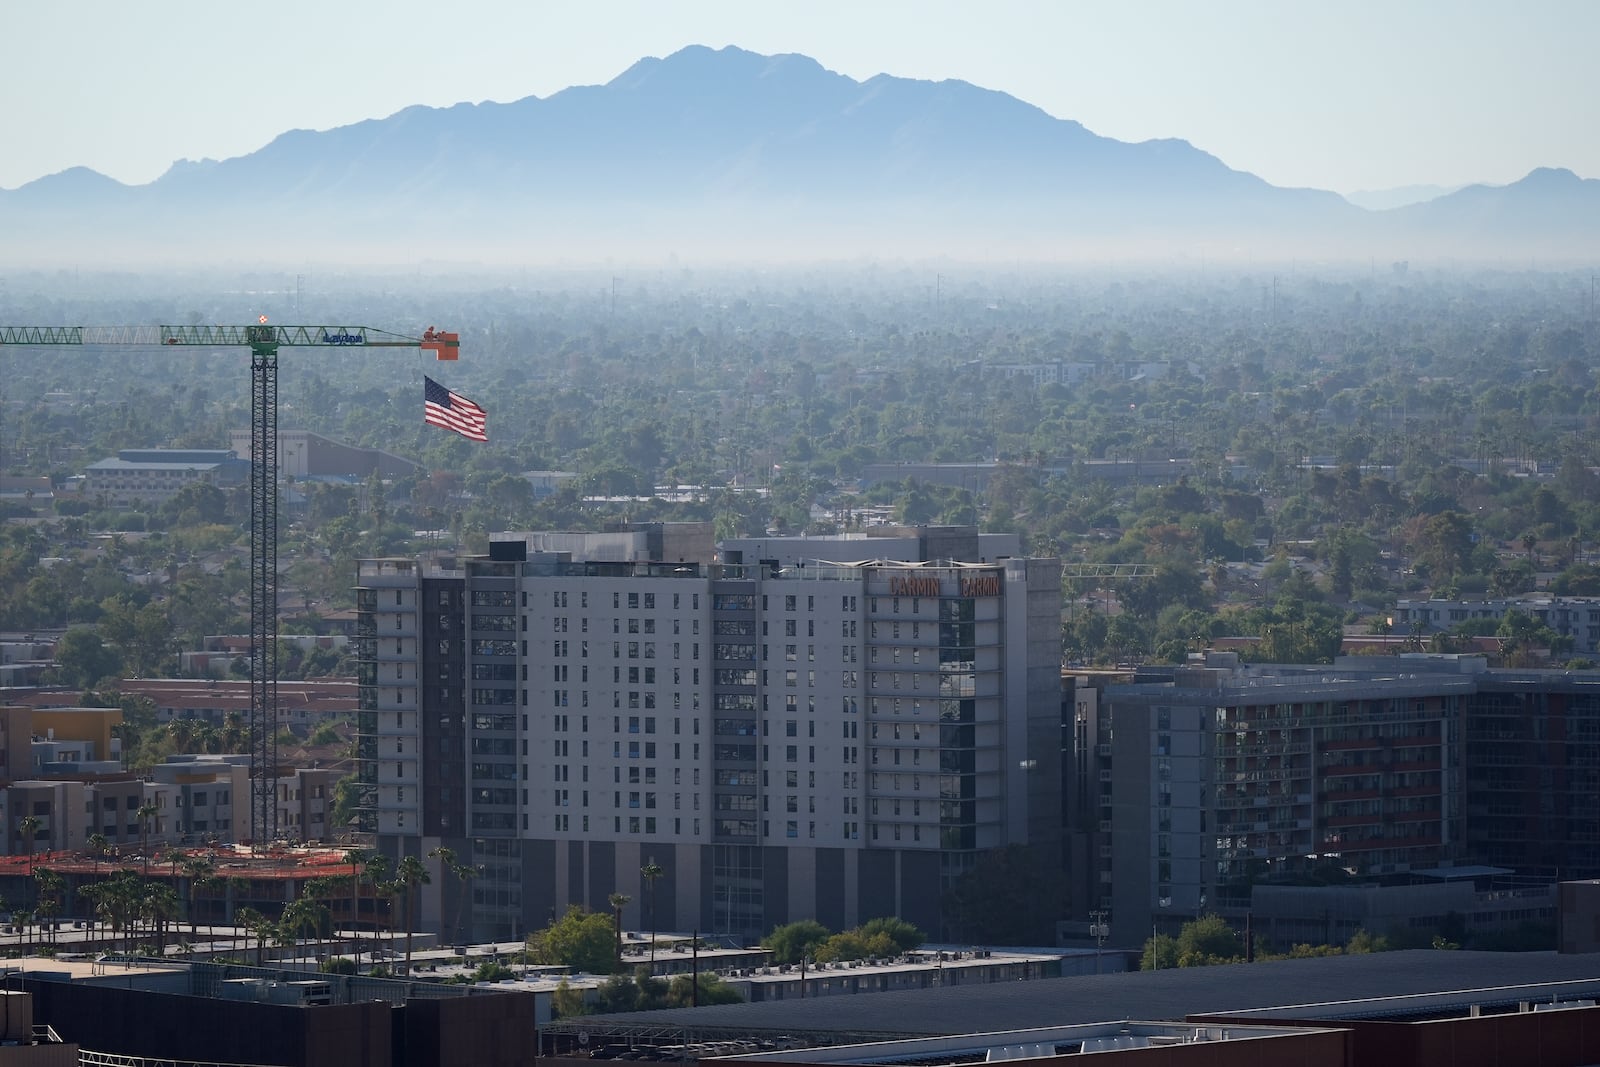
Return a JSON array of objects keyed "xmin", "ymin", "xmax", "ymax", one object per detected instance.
[{"xmin": 424, "ymin": 376, "xmax": 488, "ymax": 442}]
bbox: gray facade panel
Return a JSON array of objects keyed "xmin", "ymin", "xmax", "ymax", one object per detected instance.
[
  {"xmin": 900, "ymin": 849, "xmax": 942, "ymax": 934},
  {"xmin": 859, "ymin": 849, "xmax": 896, "ymax": 922},
  {"xmin": 524, "ymin": 838, "xmax": 558, "ymax": 930},
  {"xmin": 700, "ymin": 845, "xmax": 716, "ymax": 931},
  {"xmin": 815, "ymin": 847, "xmax": 847, "ymax": 931},
  {"xmin": 647, "ymin": 843, "xmax": 677, "ymax": 939},
  {"xmin": 589, "ymin": 840, "xmax": 616, "ymax": 912},
  {"xmin": 567, "ymin": 839, "xmax": 585, "ymax": 906},
  {"xmin": 762, "ymin": 845, "xmax": 790, "ymax": 935}
]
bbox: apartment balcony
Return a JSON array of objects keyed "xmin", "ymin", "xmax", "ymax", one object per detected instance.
[{"xmin": 357, "ymin": 560, "xmax": 419, "ymax": 582}]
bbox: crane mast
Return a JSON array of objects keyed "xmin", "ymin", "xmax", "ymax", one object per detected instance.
[
  {"xmin": 1, "ymin": 322, "xmax": 459, "ymax": 847},
  {"xmin": 250, "ymin": 333, "xmax": 279, "ymax": 847}
]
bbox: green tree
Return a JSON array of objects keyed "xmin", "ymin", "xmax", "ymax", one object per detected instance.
[
  {"xmin": 814, "ymin": 928, "xmax": 899, "ymax": 963},
  {"xmin": 1141, "ymin": 932, "xmax": 1180, "ymax": 971},
  {"xmin": 595, "ymin": 972, "xmax": 641, "ymax": 1013},
  {"xmin": 859, "ymin": 916, "xmax": 925, "ymax": 953},
  {"xmin": 550, "ymin": 978, "xmax": 590, "ymax": 1018},
  {"xmin": 53, "ymin": 628, "xmax": 123, "ymax": 688},
  {"xmin": 1549, "ymin": 563, "xmax": 1600, "ymax": 596},
  {"xmin": 665, "ymin": 971, "xmax": 742, "ymax": 1007},
  {"xmin": 1176, "ymin": 914, "xmax": 1244, "ymax": 966},
  {"xmin": 330, "ymin": 774, "xmax": 362, "ymax": 834},
  {"xmin": 534, "ymin": 906, "xmax": 617, "ymax": 974},
  {"xmin": 1346, "ymin": 928, "xmax": 1390, "ymax": 954},
  {"xmin": 632, "ymin": 966, "xmax": 670, "ymax": 1009},
  {"xmin": 1414, "ymin": 510, "xmax": 1476, "ymax": 581},
  {"xmin": 762, "ymin": 919, "xmax": 830, "ymax": 965}
]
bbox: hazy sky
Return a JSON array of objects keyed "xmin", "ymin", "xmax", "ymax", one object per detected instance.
[{"xmin": 5, "ymin": 0, "xmax": 1596, "ymax": 194}]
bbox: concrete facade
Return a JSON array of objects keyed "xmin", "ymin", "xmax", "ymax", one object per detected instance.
[{"xmin": 357, "ymin": 526, "xmax": 1062, "ymax": 944}]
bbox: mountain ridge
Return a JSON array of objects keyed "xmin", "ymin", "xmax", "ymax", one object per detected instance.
[{"xmin": 3, "ymin": 45, "xmax": 1595, "ymax": 264}]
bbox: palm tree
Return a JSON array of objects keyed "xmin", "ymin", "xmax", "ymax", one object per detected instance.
[
  {"xmin": 641, "ymin": 859, "xmax": 665, "ymax": 963},
  {"xmin": 281, "ymin": 896, "xmax": 328, "ymax": 961},
  {"xmin": 33, "ymin": 869, "xmax": 63, "ymax": 945},
  {"xmin": 342, "ymin": 847, "xmax": 372, "ymax": 965},
  {"xmin": 16, "ymin": 815, "xmax": 41, "ymax": 921},
  {"xmin": 393, "ymin": 855, "xmax": 430, "ymax": 977},
  {"xmin": 454, "ymin": 863, "xmax": 482, "ymax": 946},
  {"xmin": 86, "ymin": 833, "xmax": 109, "ymax": 875},
  {"xmin": 609, "ymin": 892, "xmax": 632, "ymax": 971},
  {"xmin": 304, "ymin": 874, "xmax": 348, "ymax": 953},
  {"xmin": 234, "ymin": 905, "xmax": 268, "ymax": 965},
  {"xmin": 136, "ymin": 802, "xmax": 158, "ymax": 872},
  {"xmin": 141, "ymin": 882, "xmax": 181, "ymax": 954},
  {"xmin": 268, "ymin": 916, "xmax": 298, "ymax": 961},
  {"xmin": 428, "ymin": 846, "xmax": 479, "ymax": 945},
  {"xmin": 83, "ymin": 871, "xmax": 142, "ymax": 953},
  {"xmin": 220, "ymin": 713, "xmax": 249, "ymax": 754},
  {"xmin": 362, "ymin": 853, "xmax": 392, "ymax": 964},
  {"xmin": 181, "ymin": 855, "xmax": 218, "ymax": 941},
  {"xmin": 427, "ymin": 846, "xmax": 457, "ymax": 937}
]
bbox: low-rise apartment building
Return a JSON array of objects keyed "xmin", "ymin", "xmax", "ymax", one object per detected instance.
[{"xmin": 1393, "ymin": 595, "xmax": 1600, "ymax": 655}]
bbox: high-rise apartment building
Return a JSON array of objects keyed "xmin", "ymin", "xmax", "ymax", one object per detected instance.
[{"xmin": 356, "ymin": 525, "xmax": 1062, "ymax": 943}]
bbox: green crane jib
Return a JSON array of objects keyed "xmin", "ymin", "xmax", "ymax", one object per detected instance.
[
  {"xmin": 0, "ymin": 322, "xmax": 459, "ymax": 848},
  {"xmin": 0, "ymin": 323, "xmax": 460, "ymax": 355}
]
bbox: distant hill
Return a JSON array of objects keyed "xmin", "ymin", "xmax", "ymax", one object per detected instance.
[
  {"xmin": 2, "ymin": 46, "xmax": 1595, "ymax": 264},
  {"xmin": 1385, "ymin": 168, "xmax": 1600, "ymax": 252},
  {"xmin": 1343, "ymin": 184, "xmax": 1461, "ymax": 211}
]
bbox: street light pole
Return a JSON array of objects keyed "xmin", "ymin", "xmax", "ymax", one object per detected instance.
[{"xmin": 1089, "ymin": 909, "xmax": 1107, "ymax": 974}]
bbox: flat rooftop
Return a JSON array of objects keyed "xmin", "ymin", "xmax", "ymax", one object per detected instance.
[
  {"xmin": 546, "ymin": 951, "xmax": 1600, "ymax": 1042},
  {"xmin": 724, "ymin": 1021, "xmax": 1336, "ymax": 1063}
]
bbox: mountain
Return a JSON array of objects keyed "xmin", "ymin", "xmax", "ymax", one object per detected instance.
[
  {"xmin": 1343, "ymin": 184, "xmax": 1461, "ymax": 211},
  {"xmin": 1387, "ymin": 168, "xmax": 1600, "ymax": 251},
  {"xmin": 1, "ymin": 46, "xmax": 1593, "ymax": 264}
]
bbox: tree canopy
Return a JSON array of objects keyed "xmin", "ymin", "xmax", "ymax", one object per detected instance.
[{"xmin": 532, "ymin": 906, "xmax": 619, "ymax": 974}]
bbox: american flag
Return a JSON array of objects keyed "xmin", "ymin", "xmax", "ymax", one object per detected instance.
[{"xmin": 424, "ymin": 376, "xmax": 487, "ymax": 442}]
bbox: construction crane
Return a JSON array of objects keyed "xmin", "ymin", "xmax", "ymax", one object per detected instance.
[{"xmin": 0, "ymin": 322, "xmax": 460, "ymax": 846}]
